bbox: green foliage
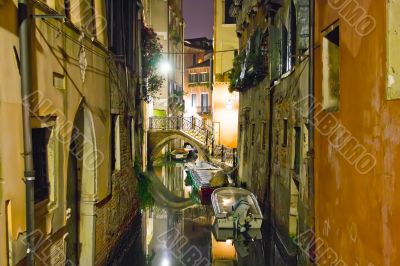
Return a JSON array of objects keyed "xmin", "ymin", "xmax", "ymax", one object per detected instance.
[
  {"xmin": 229, "ymin": 28, "xmax": 267, "ymax": 92},
  {"xmin": 215, "ymin": 73, "xmax": 230, "ymax": 82},
  {"xmin": 170, "ymin": 29, "xmax": 182, "ymax": 44},
  {"xmin": 153, "ymin": 109, "xmax": 167, "ymax": 117},
  {"xmin": 142, "ymin": 26, "xmax": 164, "ymax": 102},
  {"xmin": 134, "ymin": 159, "xmax": 155, "ymax": 210}
]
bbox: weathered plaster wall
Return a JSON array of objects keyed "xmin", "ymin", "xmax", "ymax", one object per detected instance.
[
  {"xmin": 237, "ymin": 79, "xmax": 270, "ymax": 203},
  {"xmin": 315, "ymin": 0, "xmax": 400, "ymax": 264},
  {"xmin": 269, "ymin": 59, "xmax": 310, "ymax": 259}
]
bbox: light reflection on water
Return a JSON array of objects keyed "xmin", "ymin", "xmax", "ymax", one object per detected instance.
[{"xmin": 119, "ymin": 157, "xmax": 272, "ymax": 266}]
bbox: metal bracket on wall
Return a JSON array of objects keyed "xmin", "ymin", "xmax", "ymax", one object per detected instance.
[{"xmin": 31, "ymin": 14, "xmax": 66, "ymax": 20}]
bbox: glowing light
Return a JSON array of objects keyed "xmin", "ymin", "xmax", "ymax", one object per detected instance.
[
  {"xmin": 159, "ymin": 61, "xmax": 172, "ymax": 74},
  {"xmin": 226, "ymin": 239, "xmax": 233, "ymax": 245},
  {"xmin": 161, "ymin": 257, "xmax": 170, "ymax": 266},
  {"xmin": 222, "ymin": 198, "xmax": 232, "ymax": 206}
]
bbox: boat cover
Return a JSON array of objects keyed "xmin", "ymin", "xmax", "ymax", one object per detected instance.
[{"xmin": 211, "ymin": 187, "xmax": 263, "ymax": 219}]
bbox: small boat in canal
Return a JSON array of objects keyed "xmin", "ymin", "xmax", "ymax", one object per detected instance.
[
  {"xmin": 211, "ymin": 187, "xmax": 263, "ymax": 231},
  {"xmin": 185, "ymin": 161, "xmax": 228, "ymax": 204},
  {"xmin": 170, "ymin": 148, "xmax": 190, "ymax": 160}
]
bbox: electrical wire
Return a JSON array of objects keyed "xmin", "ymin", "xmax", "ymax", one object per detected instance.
[{"xmin": 160, "ymin": 49, "xmax": 237, "ymax": 55}]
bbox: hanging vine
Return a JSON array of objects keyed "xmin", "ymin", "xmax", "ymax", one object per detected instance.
[
  {"xmin": 229, "ymin": 28, "xmax": 268, "ymax": 92},
  {"xmin": 142, "ymin": 26, "xmax": 164, "ymax": 102}
]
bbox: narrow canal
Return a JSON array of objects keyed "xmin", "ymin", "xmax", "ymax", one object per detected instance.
[{"xmin": 112, "ymin": 146, "xmax": 288, "ymax": 266}]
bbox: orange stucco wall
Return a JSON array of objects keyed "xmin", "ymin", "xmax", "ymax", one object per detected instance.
[
  {"xmin": 213, "ymin": 83, "xmax": 238, "ymax": 148},
  {"xmin": 315, "ymin": 1, "xmax": 400, "ymax": 264}
]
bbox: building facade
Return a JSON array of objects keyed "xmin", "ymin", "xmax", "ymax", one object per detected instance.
[
  {"xmin": 213, "ymin": 0, "xmax": 239, "ymax": 148},
  {"xmin": 231, "ymin": 0, "xmax": 312, "ymax": 264},
  {"xmin": 183, "ymin": 38, "xmax": 213, "ymax": 128},
  {"xmin": 314, "ymin": 1, "xmax": 400, "ymax": 264},
  {"xmin": 0, "ymin": 0, "xmax": 144, "ymax": 264},
  {"xmin": 142, "ymin": 0, "xmax": 184, "ymax": 116}
]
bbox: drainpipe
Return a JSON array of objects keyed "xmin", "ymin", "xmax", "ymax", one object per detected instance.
[
  {"xmin": 18, "ymin": 0, "xmax": 35, "ymax": 265},
  {"xmin": 137, "ymin": 1, "xmax": 145, "ymax": 168},
  {"xmin": 308, "ymin": 0, "xmax": 315, "ymax": 243},
  {"xmin": 137, "ymin": 1, "xmax": 144, "ymax": 95}
]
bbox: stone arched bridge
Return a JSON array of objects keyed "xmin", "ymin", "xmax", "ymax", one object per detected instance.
[
  {"xmin": 147, "ymin": 116, "xmax": 214, "ymax": 161},
  {"xmin": 147, "ymin": 116, "xmax": 238, "ymax": 167}
]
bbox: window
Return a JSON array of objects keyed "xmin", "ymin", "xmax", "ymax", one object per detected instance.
[
  {"xmin": 270, "ymin": 24, "xmax": 282, "ymax": 80},
  {"xmin": 282, "ymin": 118, "xmax": 288, "ymax": 147},
  {"xmin": 106, "ymin": 0, "xmax": 136, "ymax": 70},
  {"xmin": 202, "ymin": 73, "xmax": 209, "ymax": 83},
  {"xmin": 288, "ymin": 1, "xmax": 297, "ymax": 69},
  {"xmin": 191, "ymin": 94, "xmax": 197, "ymax": 107},
  {"xmin": 281, "ymin": 25, "xmax": 289, "ymax": 74},
  {"xmin": 224, "ymin": 0, "xmax": 235, "ymax": 24},
  {"xmin": 193, "ymin": 74, "xmax": 199, "ymax": 83},
  {"xmin": 201, "ymin": 94, "xmax": 209, "ymax": 112},
  {"xmin": 53, "ymin": 72, "xmax": 65, "ymax": 90},
  {"xmin": 294, "ymin": 127, "xmax": 301, "ymax": 175},
  {"xmin": 251, "ymin": 123, "xmax": 256, "ymax": 146},
  {"xmin": 262, "ymin": 122, "xmax": 267, "ymax": 150},
  {"xmin": 322, "ymin": 23, "xmax": 340, "ymax": 111},
  {"xmin": 129, "ymin": 118, "xmax": 135, "ymax": 164},
  {"xmin": 111, "ymin": 115, "xmax": 120, "ymax": 171},
  {"xmin": 32, "ymin": 128, "xmax": 51, "ymax": 203},
  {"xmin": 198, "ymin": 73, "xmax": 203, "ymax": 83},
  {"xmin": 296, "ymin": 0, "xmax": 310, "ymax": 52}
]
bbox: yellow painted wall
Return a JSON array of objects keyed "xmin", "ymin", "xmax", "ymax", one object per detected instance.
[
  {"xmin": 213, "ymin": 0, "xmax": 238, "ymax": 75},
  {"xmin": 0, "ymin": 1, "xmax": 110, "ymax": 263},
  {"xmin": 315, "ymin": 1, "xmax": 400, "ymax": 264},
  {"xmin": 213, "ymin": 0, "xmax": 239, "ymax": 148}
]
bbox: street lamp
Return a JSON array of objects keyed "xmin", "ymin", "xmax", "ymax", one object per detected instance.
[{"xmin": 159, "ymin": 60, "xmax": 172, "ymax": 75}]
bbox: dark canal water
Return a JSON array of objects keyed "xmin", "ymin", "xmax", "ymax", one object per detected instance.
[{"xmin": 112, "ymin": 158, "xmax": 291, "ymax": 266}]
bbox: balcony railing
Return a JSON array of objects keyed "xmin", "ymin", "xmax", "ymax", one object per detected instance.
[
  {"xmin": 197, "ymin": 106, "xmax": 211, "ymax": 114},
  {"xmin": 213, "ymin": 145, "xmax": 237, "ymax": 167}
]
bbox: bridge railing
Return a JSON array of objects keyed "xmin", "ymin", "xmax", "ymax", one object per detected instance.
[
  {"xmin": 149, "ymin": 116, "xmax": 238, "ymax": 167},
  {"xmin": 149, "ymin": 116, "xmax": 215, "ymax": 151},
  {"xmin": 213, "ymin": 145, "xmax": 237, "ymax": 167}
]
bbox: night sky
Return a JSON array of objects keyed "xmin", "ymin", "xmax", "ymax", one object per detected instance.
[{"xmin": 183, "ymin": 0, "xmax": 214, "ymax": 40}]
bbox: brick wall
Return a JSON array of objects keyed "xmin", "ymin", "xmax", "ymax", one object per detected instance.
[{"xmin": 94, "ymin": 63, "xmax": 140, "ymax": 265}]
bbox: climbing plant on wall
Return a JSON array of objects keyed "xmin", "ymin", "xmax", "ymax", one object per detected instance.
[
  {"xmin": 142, "ymin": 26, "xmax": 164, "ymax": 102},
  {"xmin": 229, "ymin": 28, "xmax": 268, "ymax": 92}
]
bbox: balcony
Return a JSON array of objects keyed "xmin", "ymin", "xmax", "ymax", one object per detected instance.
[{"xmin": 197, "ymin": 106, "xmax": 212, "ymax": 115}]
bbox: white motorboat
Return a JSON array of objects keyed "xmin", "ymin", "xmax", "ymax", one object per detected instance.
[{"xmin": 211, "ymin": 187, "xmax": 263, "ymax": 229}]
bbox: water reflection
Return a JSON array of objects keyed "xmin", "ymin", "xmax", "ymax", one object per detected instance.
[{"xmin": 119, "ymin": 157, "xmax": 271, "ymax": 266}]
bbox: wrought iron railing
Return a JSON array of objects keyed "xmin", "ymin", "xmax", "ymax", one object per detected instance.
[
  {"xmin": 213, "ymin": 145, "xmax": 237, "ymax": 167},
  {"xmin": 149, "ymin": 116, "xmax": 238, "ymax": 167},
  {"xmin": 149, "ymin": 116, "xmax": 214, "ymax": 151},
  {"xmin": 196, "ymin": 106, "xmax": 212, "ymax": 114}
]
